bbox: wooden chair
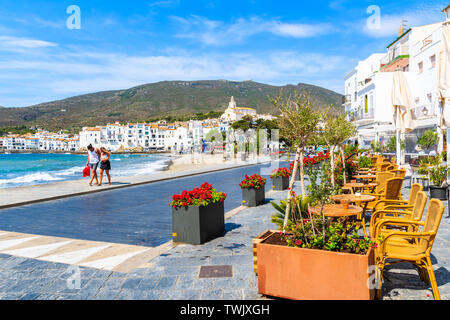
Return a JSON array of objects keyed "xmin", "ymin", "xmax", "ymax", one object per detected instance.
[
  {"xmin": 373, "ymin": 199, "xmax": 445, "ymax": 300},
  {"xmin": 369, "ymin": 190, "xmax": 427, "ymax": 237},
  {"xmin": 365, "ymin": 177, "xmax": 403, "ymax": 212},
  {"xmin": 378, "ymin": 162, "xmax": 391, "ymax": 172},
  {"xmin": 389, "ymin": 169, "xmax": 406, "ymax": 179},
  {"xmin": 381, "ymin": 183, "xmax": 423, "ymax": 213}
]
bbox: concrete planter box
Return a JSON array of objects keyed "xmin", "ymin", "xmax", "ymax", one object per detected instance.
[
  {"xmin": 271, "ymin": 176, "xmax": 289, "ymax": 191},
  {"xmin": 429, "ymin": 185, "xmax": 448, "ymax": 200},
  {"xmin": 256, "ymin": 230, "xmax": 375, "ymax": 300},
  {"xmin": 242, "ymin": 187, "xmax": 266, "ymax": 207},
  {"xmin": 172, "ymin": 202, "xmax": 225, "ymax": 245}
]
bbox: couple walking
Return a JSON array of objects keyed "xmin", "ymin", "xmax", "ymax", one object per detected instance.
[{"xmin": 86, "ymin": 144, "xmax": 112, "ymax": 186}]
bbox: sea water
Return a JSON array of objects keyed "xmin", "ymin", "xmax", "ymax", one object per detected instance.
[{"xmin": 0, "ymin": 153, "xmax": 171, "ymax": 189}]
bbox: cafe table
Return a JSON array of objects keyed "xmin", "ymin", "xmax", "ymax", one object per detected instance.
[
  {"xmin": 330, "ymin": 194, "xmax": 376, "ymax": 237},
  {"xmin": 353, "ymin": 175, "xmax": 377, "ymax": 183},
  {"xmin": 356, "ymin": 170, "xmax": 378, "ymax": 175},
  {"xmin": 343, "ymin": 182, "xmax": 377, "ymax": 194},
  {"xmin": 308, "ymin": 204, "xmax": 363, "ymax": 218}
]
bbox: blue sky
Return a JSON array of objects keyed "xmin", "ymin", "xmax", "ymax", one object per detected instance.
[{"xmin": 0, "ymin": 0, "xmax": 448, "ymax": 107}]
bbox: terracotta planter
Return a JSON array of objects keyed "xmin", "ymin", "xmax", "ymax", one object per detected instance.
[
  {"xmin": 256, "ymin": 231, "xmax": 375, "ymax": 300},
  {"xmin": 253, "ymin": 230, "xmax": 278, "ymax": 276}
]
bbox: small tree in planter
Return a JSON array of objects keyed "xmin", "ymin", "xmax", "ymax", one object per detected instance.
[
  {"xmin": 254, "ymin": 163, "xmax": 382, "ymax": 300},
  {"xmin": 240, "ymin": 174, "xmax": 267, "ymax": 207},
  {"xmin": 270, "ymin": 167, "xmax": 291, "ymax": 191},
  {"xmin": 386, "ymin": 136, "xmax": 406, "ymax": 153},
  {"xmin": 255, "ymin": 168, "xmax": 380, "ymax": 300},
  {"xmin": 320, "ymin": 114, "xmax": 356, "ymax": 187},
  {"xmin": 370, "ymin": 141, "xmax": 386, "ymax": 154},
  {"xmin": 170, "ymin": 182, "xmax": 227, "ymax": 244},
  {"xmin": 270, "ymin": 91, "xmax": 321, "ymax": 230},
  {"xmin": 417, "ymin": 129, "xmax": 439, "ymax": 153}
]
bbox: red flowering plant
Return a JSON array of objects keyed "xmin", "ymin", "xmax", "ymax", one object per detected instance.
[
  {"xmin": 270, "ymin": 167, "xmax": 291, "ymax": 179},
  {"xmin": 290, "ymin": 152, "xmax": 330, "ymax": 170},
  {"xmin": 239, "ymin": 174, "xmax": 267, "ymax": 190},
  {"xmin": 170, "ymin": 182, "xmax": 227, "ymax": 208}
]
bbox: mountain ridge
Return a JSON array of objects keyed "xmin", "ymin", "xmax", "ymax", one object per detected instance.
[{"xmin": 0, "ymin": 80, "xmax": 343, "ymax": 131}]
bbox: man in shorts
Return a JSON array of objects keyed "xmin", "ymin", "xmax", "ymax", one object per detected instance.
[{"xmin": 86, "ymin": 144, "xmax": 101, "ymax": 186}]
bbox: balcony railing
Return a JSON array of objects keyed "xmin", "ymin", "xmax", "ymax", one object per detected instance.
[{"xmin": 348, "ymin": 109, "xmax": 375, "ymax": 122}]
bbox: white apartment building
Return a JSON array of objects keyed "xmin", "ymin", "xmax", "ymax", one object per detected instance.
[
  {"xmin": 80, "ymin": 121, "xmax": 194, "ymax": 152},
  {"xmin": 0, "ymin": 132, "xmax": 80, "ymax": 151},
  {"xmin": 345, "ymin": 12, "xmax": 447, "ymax": 153}
]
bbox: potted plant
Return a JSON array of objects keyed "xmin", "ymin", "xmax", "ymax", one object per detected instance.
[
  {"xmin": 429, "ymin": 164, "xmax": 448, "ymax": 200},
  {"xmin": 255, "ymin": 165, "xmax": 379, "ymax": 300},
  {"xmin": 170, "ymin": 182, "xmax": 227, "ymax": 245},
  {"xmin": 255, "ymin": 221, "xmax": 377, "ymax": 300},
  {"xmin": 240, "ymin": 174, "xmax": 267, "ymax": 207},
  {"xmin": 270, "ymin": 167, "xmax": 291, "ymax": 191},
  {"xmin": 417, "ymin": 129, "xmax": 439, "ymax": 154},
  {"xmin": 358, "ymin": 156, "xmax": 372, "ymax": 169},
  {"xmin": 420, "ymin": 155, "xmax": 448, "ymax": 200}
]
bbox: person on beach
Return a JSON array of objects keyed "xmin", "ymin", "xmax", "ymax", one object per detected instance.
[
  {"xmin": 86, "ymin": 144, "xmax": 101, "ymax": 186},
  {"xmin": 99, "ymin": 147, "xmax": 112, "ymax": 186}
]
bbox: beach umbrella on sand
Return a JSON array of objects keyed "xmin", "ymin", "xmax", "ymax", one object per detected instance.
[
  {"xmin": 439, "ymin": 19, "xmax": 450, "ymax": 169},
  {"xmin": 391, "ymin": 70, "xmax": 415, "ymax": 165}
]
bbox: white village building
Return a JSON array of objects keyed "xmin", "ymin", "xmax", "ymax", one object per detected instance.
[{"xmin": 345, "ymin": 9, "xmax": 448, "ymax": 154}]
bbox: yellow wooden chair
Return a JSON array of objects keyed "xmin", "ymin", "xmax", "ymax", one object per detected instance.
[
  {"xmin": 370, "ymin": 156, "xmax": 378, "ymax": 167},
  {"xmin": 378, "ymin": 162, "xmax": 391, "ymax": 172},
  {"xmin": 369, "ymin": 190, "xmax": 427, "ymax": 238},
  {"xmin": 364, "ymin": 173, "xmax": 396, "ymax": 211},
  {"xmin": 377, "ymin": 183, "xmax": 423, "ymax": 213},
  {"xmin": 389, "ymin": 168, "xmax": 406, "ymax": 179},
  {"xmin": 372, "ymin": 177, "xmax": 404, "ymax": 207},
  {"xmin": 373, "ymin": 199, "xmax": 445, "ymax": 300}
]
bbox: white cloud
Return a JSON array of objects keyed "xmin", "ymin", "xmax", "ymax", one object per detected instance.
[
  {"xmin": 149, "ymin": 0, "xmax": 180, "ymax": 8},
  {"xmin": 271, "ymin": 22, "xmax": 332, "ymax": 38},
  {"xmin": 0, "ymin": 36, "xmax": 57, "ymax": 50},
  {"xmin": 172, "ymin": 15, "xmax": 333, "ymax": 45}
]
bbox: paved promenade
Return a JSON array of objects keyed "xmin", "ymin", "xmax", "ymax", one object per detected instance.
[
  {"xmin": 0, "ymin": 158, "xmax": 272, "ymax": 209},
  {"xmin": 0, "ymin": 172, "xmax": 449, "ymax": 300}
]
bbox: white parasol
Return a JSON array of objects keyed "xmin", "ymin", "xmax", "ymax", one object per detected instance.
[{"xmin": 391, "ymin": 70, "xmax": 415, "ymax": 165}]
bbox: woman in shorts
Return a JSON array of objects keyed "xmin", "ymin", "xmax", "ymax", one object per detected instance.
[{"xmin": 99, "ymin": 147, "xmax": 112, "ymax": 186}]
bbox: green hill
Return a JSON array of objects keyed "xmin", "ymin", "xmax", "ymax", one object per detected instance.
[{"xmin": 0, "ymin": 80, "xmax": 343, "ymax": 132}]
